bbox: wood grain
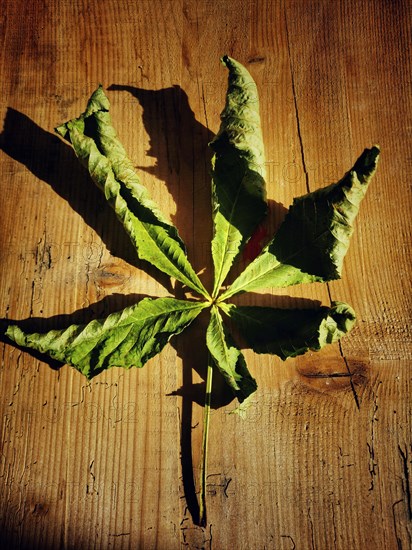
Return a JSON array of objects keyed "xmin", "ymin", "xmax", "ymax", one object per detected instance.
[{"xmin": 0, "ymin": 1, "xmax": 411, "ymax": 548}]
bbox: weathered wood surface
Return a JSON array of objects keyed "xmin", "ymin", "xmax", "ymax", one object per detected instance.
[{"xmin": 0, "ymin": 1, "xmax": 411, "ymax": 548}]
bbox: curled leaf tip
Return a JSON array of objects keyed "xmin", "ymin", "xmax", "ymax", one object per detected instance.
[
  {"xmin": 5, "ymin": 325, "xmax": 25, "ymax": 347},
  {"xmin": 324, "ymin": 301, "xmax": 357, "ymax": 344},
  {"xmin": 221, "ymin": 54, "xmax": 231, "ymax": 66},
  {"xmin": 352, "ymin": 146, "xmax": 380, "ymax": 184}
]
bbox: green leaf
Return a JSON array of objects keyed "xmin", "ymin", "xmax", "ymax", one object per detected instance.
[
  {"xmin": 6, "ymin": 298, "xmax": 206, "ymax": 379},
  {"xmin": 56, "ymin": 86, "xmax": 209, "ymax": 299},
  {"xmin": 206, "ymin": 305, "xmax": 257, "ymax": 401},
  {"xmin": 210, "ymin": 56, "xmax": 267, "ymax": 297},
  {"xmin": 220, "ymin": 146, "xmax": 379, "ymax": 299},
  {"xmin": 222, "ymin": 301, "xmax": 356, "ymax": 360}
]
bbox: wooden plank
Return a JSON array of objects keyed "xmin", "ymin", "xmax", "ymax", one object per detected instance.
[
  {"xmin": 1, "ymin": 1, "xmax": 184, "ymax": 548},
  {"xmin": 203, "ymin": 359, "xmax": 411, "ymax": 549},
  {"xmin": 0, "ymin": 0, "xmax": 410, "ymax": 549}
]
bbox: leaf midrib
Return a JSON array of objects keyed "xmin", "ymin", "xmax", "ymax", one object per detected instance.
[
  {"xmin": 212, "ymin": 176, "xmax": 244, "ymax": 297},
  {"xmin": 70, "ymin": 300, "xmax": 206, "ymax": 348},
  {"xmin": 120, "ymin": 180, "xmax": 207, "ymax": 296}
]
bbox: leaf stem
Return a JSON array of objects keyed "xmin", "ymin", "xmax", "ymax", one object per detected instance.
[{"xmin": 199, "ymin": 353, "xmax": 213, "ymax": 527}]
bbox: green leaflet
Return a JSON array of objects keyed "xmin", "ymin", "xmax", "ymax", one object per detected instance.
[
  {"xmin": 220, "ymin": 146, "xmax": 379, "ymax": 299},
  {"xmin": 206, "ymin": 305, "xmax": 257, "ymax": 401},
  {"xmin": 221, "ymin": 301, "xmax": 356, "ymax": 360},
  {"xmin": 210, "ymin": 56, "xmax": 267, "ymax": 297},
  {"xmin": 6, "ymin": 298, "xmax": 206, "ymax": 379},
  {"xmin": 56, "ymin": 87, "xmax": 209, "ymax": 299}
]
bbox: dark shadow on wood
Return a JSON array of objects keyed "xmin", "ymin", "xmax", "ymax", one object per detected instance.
[
  {"xmin": 0, "ymin": 530, "xmax": 58, "ymax": 550},
  {"xmin": 108, "ymin": 83, "xmax": 218, "ymax": 525},
  {"xmin": 228, "ymin": 293, "xmax": 322, "ymax": 309}
]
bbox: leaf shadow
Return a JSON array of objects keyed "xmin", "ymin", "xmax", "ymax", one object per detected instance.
[
  {"xmin": 0, "ymin": 108, "xmax": 173, "ymax": 293},
  {"xmin": 108, "ymin": 84, "xmax": 214, "ymax": 273},
  {"xmin": 220, "ymin": 294, "xmax": 324, "ymax": 352},
  {"xmin": 229, "ymin": 293, "xmax": 321, "ymax": 309}
]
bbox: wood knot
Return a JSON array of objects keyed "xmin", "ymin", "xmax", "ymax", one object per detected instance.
[
  {"xmin": 94, "ymin": 263, "xmax": 131, "ymax": 289},
  {"xmin": 295, "ymin": 357, "xmax": 370, "ymax": 395},
  {"xmin": 30, "ymin": 502, "xmax": 49, "ymax": 517}
]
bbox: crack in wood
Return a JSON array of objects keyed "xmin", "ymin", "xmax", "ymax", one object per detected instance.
[
  {"xmin": 398, "ymin": 444, "xmax": 412, "ymax": 521},
  {"xmin": 300, "ymin": 372, "xmax": 352, "ymax": 379},
  {"xmin": 367, "ymin": 392, "xmax": 379, "ymax": 491},
  {"xmin": 284, "ymin": 9, "xmax": 310, "ymax": 195},
  {"xmin": 286, "ymin": 5, "xmax": 362, "ymax": 412},
  {"xmin": 280, "ymin": 534, "xmax": 296, "ymax": 549}
]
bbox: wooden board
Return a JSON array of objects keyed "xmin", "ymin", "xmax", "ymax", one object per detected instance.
[{"xmin": 0, "ymin": 1, "xmax": 411, "ymax": 548}]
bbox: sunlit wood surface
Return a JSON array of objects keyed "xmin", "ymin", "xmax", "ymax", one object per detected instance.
[{"xmin": 0, "ymin": 1, "xmax": 411, "ymax": 548}]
